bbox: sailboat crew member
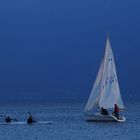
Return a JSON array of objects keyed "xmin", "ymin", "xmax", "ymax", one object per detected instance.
[
  {"xmin": 101, "ymin": 107, "xmax": 109, "ymax": 115},
  {"xmin": 112, "ymin": 104, "xmax": 119, "ymax": 119}
]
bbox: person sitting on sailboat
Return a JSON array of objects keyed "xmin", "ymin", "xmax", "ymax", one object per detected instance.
[
  {"xmin": 101, "ymin": 107, "xmax": 109, "ymax": 115},
  {"xmin": 112, "ymin": 104, "xmax": 119, "ymax": 119}
]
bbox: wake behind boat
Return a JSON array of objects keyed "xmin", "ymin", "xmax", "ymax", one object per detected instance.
[
  {"xmin": 84, "ymin": 36, "xmax": 126, "ymax": 122},
  {"xmin": 0, "ymin": 112, "xmax": 54, "ymax": 125},
  {"xmin": 0, "ymin": 121, "xmax": 54, "ymax": 125}
]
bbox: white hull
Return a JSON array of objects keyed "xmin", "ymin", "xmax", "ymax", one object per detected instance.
[{"xmin": 85, "ymin": 113, "xmax": 126, "ymax": 122}]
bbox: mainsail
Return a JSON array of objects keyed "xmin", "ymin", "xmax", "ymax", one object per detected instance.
[{"xmin": 85, "ymin": 37, "xmax": 124, "ymax": 113}]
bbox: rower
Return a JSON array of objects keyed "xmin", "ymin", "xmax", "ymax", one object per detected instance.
[
  {"xmin": 27, "ymin": 113, "xmax": 36, "ymax": 124},
  {"xmin": 5, "ymin": 116, "xmax": 12, "ymax": 123}
]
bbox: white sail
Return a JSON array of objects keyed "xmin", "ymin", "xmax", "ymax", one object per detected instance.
[
  {"xmin": 85, "ymin": 60, "xmax": 103, "ymax": 112},
  {"xmin": 85, "ymin": 37, "xmax": 124, "ymax": 114},
  {"xmin": 99, "ymin": 38, "xmax": 124, "ymax": 109}
]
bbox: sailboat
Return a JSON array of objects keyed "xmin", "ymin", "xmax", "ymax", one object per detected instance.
[{"xmin": 84, "ymin": 36, "xmax": 126, "ymax": 122}]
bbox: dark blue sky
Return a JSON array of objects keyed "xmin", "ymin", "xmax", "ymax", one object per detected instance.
[{"xmin": 0, "ymin": 0, "xmax": 139, "ymax": 101}]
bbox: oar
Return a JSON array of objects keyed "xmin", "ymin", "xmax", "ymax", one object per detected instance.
[
  {"xmin": 12, "ymin": 118, "xmax": 18, "ymax": 121},
  {"xmin": 32, "ymin": 119, "xmax": 37, "ymax": 123},
  {"xmin": 28, "ymin": 112, "xmax": 31, "ymax": 116}
]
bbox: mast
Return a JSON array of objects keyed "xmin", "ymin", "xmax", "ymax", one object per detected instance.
[{"xmin": 98, "ymin": 35, "xmax": 109, "ymax": 107}]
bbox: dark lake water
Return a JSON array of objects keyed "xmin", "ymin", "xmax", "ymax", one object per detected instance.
[{"xmin": 0, "ymin": 100, "xmax": 139, "ymax": 140}]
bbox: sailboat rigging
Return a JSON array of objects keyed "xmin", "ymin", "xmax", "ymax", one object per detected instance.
[{"xmin": 84, "ymin": 36, "xmax": 125, "ymax": 122}]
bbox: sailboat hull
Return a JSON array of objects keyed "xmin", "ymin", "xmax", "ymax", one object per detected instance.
[{"xmin": 85, "ymin": 113, "xmax": 126, "ymax": 122}]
